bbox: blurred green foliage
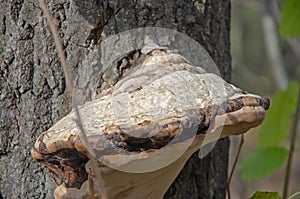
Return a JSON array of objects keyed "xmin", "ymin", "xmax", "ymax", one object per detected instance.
[
  {"xmin": 249, "ymin": 191, "xmax": 282, "ymax": 199},
  {"xmin": 239, "ymin": 81, "xmax": 299, "ymax": 180},
  {"xmin": 280, "ymin": 0, "xmax": 300, "ymax": 37},
  {"xmin": 259, "ymin": 81, "xmax": 299, "ymax": 149},
  {"xmin": 239, "ymin": 147, "xmax": 288, "ymax": 180}
]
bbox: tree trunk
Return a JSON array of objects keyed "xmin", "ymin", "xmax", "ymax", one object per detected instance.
[{"xmin": 0, "ymin": 0, "xmax": 231, "ymax": 198}]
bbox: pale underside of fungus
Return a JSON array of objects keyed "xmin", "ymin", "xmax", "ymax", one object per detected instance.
[{"xmin": 31, "ymin": 49, "xmax": 270, "ymax": 199}]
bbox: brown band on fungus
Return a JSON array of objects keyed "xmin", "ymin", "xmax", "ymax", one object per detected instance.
[
  {"xmin": 100, "ymin": 97, "xmax": 270, "ymax": 152},
  {"xmin": 223, "ymin": 96, "xmax": 270, "ymax": 114},
  {"xmin": 260, "ymin": 97, "xmax": 270, "ymax": 110},
  {"xmin": 32, "ymin": 147, "xmax": 89, "ymax": 189},
  {"xmin": 102, "ymin": 115, "xmax": 205, "ymax": 152}
]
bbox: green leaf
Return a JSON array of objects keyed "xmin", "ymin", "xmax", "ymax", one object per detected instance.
[
  {"xmin": 239, "ymin": 147, "xmax": 288, "ymax": 180},
  {"xmin": 249, "ymin": 191, "xmax": 282, "ymax": 199},
  {"xmin": 259, "ymin": 81, "xmax": 299, "ymax": 149},
  {"xmin": 280, "ymin": 0, "xmax": 300, "ymax": 37}
]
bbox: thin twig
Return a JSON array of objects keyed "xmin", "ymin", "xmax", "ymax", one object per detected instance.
[
  {"xmin": 38, "ymin": 0, "xmax": 73, "ymax": 94},
  {"xmin": 38, "ymin": 0, "xmax": 96, "ymax": 159},
  {"xmin": 38, "ymin": 0, "xmax": 95, "ymax": 153},
  {"xmin": 288, "ymin": 192, "xmax": 300, "ymax": 199},
  {"xmin": 227, "ymin": 134, "xmax": 244, "ymax": 199},
  {"xmin": 88, "ymin": 168, "xmax": 97, "ymax": 199},
  {"xmin": 283, "ymin": 81, "xmax": 300, "ymax": 199},
  {"xmin": 38, "ymin": 1, "xmax": 106, "ymax": 198}
]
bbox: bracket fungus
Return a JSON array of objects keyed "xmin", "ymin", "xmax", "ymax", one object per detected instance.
[{"xmin": 32, "ymin": 49, "xmax": 269, "ymax": 199}]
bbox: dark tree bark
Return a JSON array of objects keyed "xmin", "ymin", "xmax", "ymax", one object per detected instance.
[{"xmin": 0, "ymin": 0, "xmax": 231, "ymax": 198}]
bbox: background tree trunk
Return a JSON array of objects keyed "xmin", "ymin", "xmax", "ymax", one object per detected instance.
[{"xmin": 0, "ymin": 0, "xmax": 231, "ymax": 198}]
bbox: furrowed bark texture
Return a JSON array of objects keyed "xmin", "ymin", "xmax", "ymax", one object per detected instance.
[{"xmin": 0, "ymin": 0, "xmax": 231, "ymax": 198}]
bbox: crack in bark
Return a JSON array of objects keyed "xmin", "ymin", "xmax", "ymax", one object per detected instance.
[
  {"xmin": 86, "ymin": 0, "xmax": 113, "ymax": 46},
  {"xmin": 10, "ymin": 0, "xmax": 25, "ymax": 23}
]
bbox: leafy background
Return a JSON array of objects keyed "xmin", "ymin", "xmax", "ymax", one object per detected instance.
[{"xmin": 229, "ymin": 0, "xmax": 300, "ymax": 198}]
